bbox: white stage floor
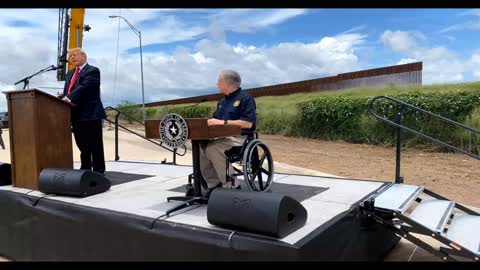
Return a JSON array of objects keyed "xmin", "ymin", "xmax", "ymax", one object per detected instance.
[{"xmin": 0, "ymin": 160, "xmax": 385, "ymax": 246}]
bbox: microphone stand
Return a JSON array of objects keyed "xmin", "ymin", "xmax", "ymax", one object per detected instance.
[{"xmin": 14, "ymin": 65, "xmax": 57, "ymax": 90}]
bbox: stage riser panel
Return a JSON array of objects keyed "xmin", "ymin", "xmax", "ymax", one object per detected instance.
[
  {"xmin": 0, "ymin": 191, "xmax": 298, "ymax": 261},
  {"xmin": 0, "ymin": 190, "xmax": 398, "ymax": 261}
]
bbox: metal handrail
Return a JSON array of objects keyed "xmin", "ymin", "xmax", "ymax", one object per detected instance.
[
  {"xmin": 368, "ymin": 95, "xmax": 480, "ymax": 183},
  {"xmin": 104, "ymin": 106, "xmax": 186, "ymax": 163}
]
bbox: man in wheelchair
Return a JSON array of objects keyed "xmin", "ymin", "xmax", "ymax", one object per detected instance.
[{"xmin": 199, "ymin": 70, "xmax": 256, "ymax": 194}]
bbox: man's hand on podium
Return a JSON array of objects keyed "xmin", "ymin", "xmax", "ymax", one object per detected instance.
[{"xmin": 207, "ymin": 118, "xmax": 224, "ymax": 126}]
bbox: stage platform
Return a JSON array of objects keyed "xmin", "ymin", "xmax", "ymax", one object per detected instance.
[{"xmin": 0, "ymin": 160, "xmax": 400, "ymax": 261}]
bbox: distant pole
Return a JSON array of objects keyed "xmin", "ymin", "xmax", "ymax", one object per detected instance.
[
  {"xmin": 108, "ymin": 15, "xmax": 145, "ymax": 123},
  {"xmin": 139, "ymin": 30, "xmax": 145, "ymax": 123}
]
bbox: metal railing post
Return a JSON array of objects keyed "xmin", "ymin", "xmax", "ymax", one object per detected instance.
[
  {"xmin": 104, "ymin": 106, "xmax": 188, "ymax": 164},
  {"xmin": 395, "ymin": 104, "xmax": 405, "ymax": 184},
  {"xmin": 368, "ymin": 95, "xmax": 480, "ymax": 185},
  {"xmin": 114, "ymin": 112, "xmax": 120, "ymax": 161}
]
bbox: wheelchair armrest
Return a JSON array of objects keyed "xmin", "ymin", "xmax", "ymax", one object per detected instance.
[{"xmin": 241, "ymin": 131, "xmax": 259, "ymax": 140}]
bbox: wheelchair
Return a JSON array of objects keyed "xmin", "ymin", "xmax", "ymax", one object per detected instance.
[
  {"xmin": 185, "ymin": 132, "xmax": 274, "ymax": 196},
  {"xmin": 224, "ymin": 132, "xmax": 274, "ymax": 191}
]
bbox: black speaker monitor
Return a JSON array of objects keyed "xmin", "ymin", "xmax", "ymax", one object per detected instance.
[
  {"xmin": 207, "ymin": 188, "xmax": 308, "ymax": 238},
  {"xmin": 39, "ymin": 168, "xmax": 111, "ymax": 197},
  {"xmin": 0, "ymin": 162, "xmax": 11, "ymax": 186}
]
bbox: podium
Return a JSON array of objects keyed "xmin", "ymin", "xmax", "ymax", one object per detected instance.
[
  {"xmin": 2, "ymin": 89, "xmax": 73, "ymax": 190},
  {"xmin": 146, "ymin": 118, "xmax": 241, "ymax": 141},
  {"xmin": 145, "ymin": 118, "xmax": 241, "ymax": 216}
]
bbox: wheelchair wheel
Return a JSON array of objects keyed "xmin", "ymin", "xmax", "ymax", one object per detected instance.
[{"xmin": 242, "ymin": 139, "xmax": 274, "ymax": 192}]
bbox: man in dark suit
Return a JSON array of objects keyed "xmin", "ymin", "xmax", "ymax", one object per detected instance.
[{"xmin": 62, "ymin": 47, "xmax": 106, "ymax": 174}]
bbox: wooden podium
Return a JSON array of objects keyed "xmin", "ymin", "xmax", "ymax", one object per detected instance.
[
  {"xmin": 2, "ymin": 89, "xmax": 73, "ymax": 190},
  {"xmin": 146, "ymin": 118, "xmax": 241, "ymax": 216},
  {"xmin": 145, "ymin": 118, "xmax": 241, "ymax": 141}
]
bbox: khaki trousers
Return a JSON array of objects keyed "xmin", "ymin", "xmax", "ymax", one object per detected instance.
[{"xmin": 199, "ymin": 136, "xmax": 244, "ymax": 188}]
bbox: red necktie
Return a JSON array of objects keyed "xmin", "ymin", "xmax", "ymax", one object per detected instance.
[{"xmin": 67, "ymin": 68, "xmax": 80, "ymax": 94}]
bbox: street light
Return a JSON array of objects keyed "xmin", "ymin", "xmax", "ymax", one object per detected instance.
[{"xmin": 108, "ymin": 15, "xmax": 146, "ymax": 123}]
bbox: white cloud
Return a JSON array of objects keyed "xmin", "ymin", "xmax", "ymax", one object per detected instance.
[
  {"xmin": 0, "ymin": 20, "xmax": 61, "ymax": 112},
  {"xmin": 440, "ymin": 9, "xmax": 480, "ymax": 33},
  {"xmin": 414, "ymin": 47, "xmax": 465, "ymax": 83},
  {"xmin": 439, "ymin": 22, "xmax": 480, "ymax": 33},
  {"xmin": 381, "ymin": 30, "xmax": 466, "ymax": 84},
  {"xmin": 469, "ymin": 51, "xmax": 480, "ymax": 78},
  {"xmin": 209, "ymin": 9, "xmax": 308, "ymax": 33},
  {"xmin": 98, "ymin": 32, "xmax": 366, "ymax": 106},
  {"xmin": 459, "ymin": 9, "xmax": 480, "ymax": 17},
  {"xmin": 381, "ymin": 30, "xmax": 418, "ymax": 53},
  {"xmin": 397, "ymin": 58, "xmax": 419, "ymax": 65},
  {"xmin": 0, "ymin": 9, "xmax": 365, "ymax": 112},
  {"xmin": 341, "ymin": 25, "xmax": 367, "ymax": 34},
  {"xmin": 254, "ymin": 9, "xmax": 308, "ymax": 28}
]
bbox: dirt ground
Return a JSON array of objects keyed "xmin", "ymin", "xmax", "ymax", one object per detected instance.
[{"xmin": 259, "ymin": 134, "xmax": 480, "ymax": 208}]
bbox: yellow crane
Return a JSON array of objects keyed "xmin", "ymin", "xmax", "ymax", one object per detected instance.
[{"xmin": 57, "ymin": 8, "xmax": 90, "ymax": 81}]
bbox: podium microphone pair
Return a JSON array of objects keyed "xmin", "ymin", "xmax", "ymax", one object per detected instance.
[
  {"xmin": 53, "ymin": 58, "xmax": 70, "ymax": 70},
  {"xmin": 51, "ymin": 65, "xmax": 64, "ymax": 70},
  {"xmin": 180, "ymin": 98, "xmax": 208, "ymax": 110},
  {"xmin": 42, "ymin": 64, "xmax": 64, "ymax": 71}
]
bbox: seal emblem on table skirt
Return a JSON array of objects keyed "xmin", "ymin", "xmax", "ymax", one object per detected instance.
[{"xmin": 159, "ymin": 113, "xmax": 189, "ymax": 148}]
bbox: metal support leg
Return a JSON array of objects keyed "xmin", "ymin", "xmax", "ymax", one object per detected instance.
[
  {"xmin": 172, "ymin": 148, "xmax": 177, "ymax": 165},
  {"xmin": 165, "ymin": 140, "xmax": 208, "ymax": 217}
]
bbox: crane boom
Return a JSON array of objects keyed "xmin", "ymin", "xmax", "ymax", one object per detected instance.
[
  {"xmin": 68, "ymin": 8, "xmax": 86, "ymax": 72},
  {"xmin": 56, "ymin": 8, "xmax": 90, "ymax": 81},
  {"xmin": 56, "ymin": 8, "xmax": 69, "ymax": 81}
]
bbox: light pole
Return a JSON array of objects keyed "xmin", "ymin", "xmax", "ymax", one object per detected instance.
[{"xmin": 109, "ymin": 15, "xmax": 145, "ymax": 123}]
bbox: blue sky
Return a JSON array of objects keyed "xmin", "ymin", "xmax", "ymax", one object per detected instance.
[{"xmin": 0, "ymin": 8, "xmax": 479, "ymax": 110}]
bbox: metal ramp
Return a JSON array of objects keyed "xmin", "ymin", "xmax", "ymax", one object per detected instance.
[{"xmin": 362, "ymin": 183, "xmax": 480, "ymax": 262}]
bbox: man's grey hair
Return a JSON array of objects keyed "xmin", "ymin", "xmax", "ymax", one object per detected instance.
[
  {"xmin": 68, "ymin": 47, "xmax": 87, "ymax": 58},
  {"xmin": 219, "ymin": 70, "xmax": 241, "ymax": 89}
]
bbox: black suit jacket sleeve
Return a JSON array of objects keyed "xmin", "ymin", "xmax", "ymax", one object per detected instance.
[{"xmin": 66, "ymin": 66, "xmax": 100, "ymax": 104}]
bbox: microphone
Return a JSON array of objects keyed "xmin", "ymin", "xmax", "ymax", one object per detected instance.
[
  {"xmin": 185, "ymin": 98, "xmax": 207, "ymax": 110},
  {"xmin": 175, "ymin": 98, "xmax": 208, "ymax": 116},
  {"xmin": 195, "ymin": 98, "xmax": 207, "ymax": 105},
  {"xmin": 52, "ymin": 65, "xmax": 64, "ymax": 70},
  {"xmin": 58, "ymin": 53, "xmax": 69, "ymax": 63},
  {"xmin": 13, "ymin": 64, "xmax": 61, "ymax": 88}
]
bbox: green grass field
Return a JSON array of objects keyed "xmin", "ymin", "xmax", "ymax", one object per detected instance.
[
  {"xmin": 149, "ymin": 81, "xmax": 480, "ymax": 117},
  {"xmin": 113, "ymin": 81, "xmax": 480, "ymax": 147}
]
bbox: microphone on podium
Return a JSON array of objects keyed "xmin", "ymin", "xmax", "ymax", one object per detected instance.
[
  {"xmin": 181, "ymin": 98, "xmax": 208, "ymax": 116},
  {"xmin": 175, "ymin": 98, "xmax": 208, "ymax": 111},
  {"xmin": 188, "ymin": 98, "xmax": 208, "ymax": 110},
  {"xmin": 52, "ymin": 65, "xmax": 64, "ymax": 71}
]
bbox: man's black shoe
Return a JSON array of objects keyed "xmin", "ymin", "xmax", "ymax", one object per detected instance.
[{"xmin": 205, "ymin": 182, "xmax": 222, "ymax": 198}]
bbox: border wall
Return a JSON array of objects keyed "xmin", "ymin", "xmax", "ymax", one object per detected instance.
[{"xmin": 146, "ymin": 62, "xmax": 422, "ymax": 107}]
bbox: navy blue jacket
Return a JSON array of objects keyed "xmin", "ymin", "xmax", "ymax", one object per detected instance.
[
  {"xmin": 213, "ymin": 88, "xmax": 256, "ymax": 133},
  {"xmin": 63, "ymin": 63, "xmax": 106, "ymax": 122}
]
